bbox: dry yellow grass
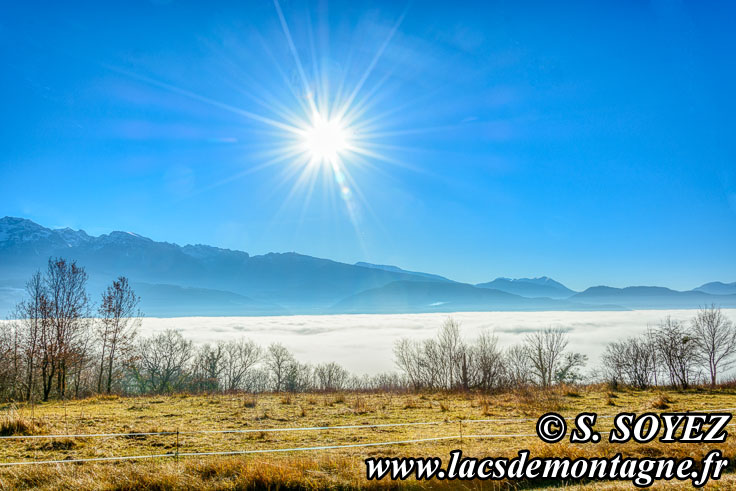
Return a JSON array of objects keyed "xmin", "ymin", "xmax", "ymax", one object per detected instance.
[{"xmin": 0, "ymin": 386, "xmax": 735, "ymax": 489}]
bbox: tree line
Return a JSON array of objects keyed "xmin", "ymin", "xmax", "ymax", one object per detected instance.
[
  {"xmin": 601, "ymin": 308, "xmax": 736, "ymax": 390},
  {"xmin": 1, "ymin": 258, "xmax": 735, "ymax": 401},
  {"xmin": 123, "ymin": 330, "xmax": 405, "ymax": 395},
  {"xmin": 0, "ymin": 258, "xmax": 140, "ymax": 401},
  {"xmin": 394, "ymin": 308, "xmax": 735, "ymax": 392},
  {"xmin": 393, "ymin": 318, "xmax": 587, "ymax": 391}
]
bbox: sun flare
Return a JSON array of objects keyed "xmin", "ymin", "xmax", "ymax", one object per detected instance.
[{"xmin": 300, "ymin": 111, "xmax": 352, "ymax": 164}]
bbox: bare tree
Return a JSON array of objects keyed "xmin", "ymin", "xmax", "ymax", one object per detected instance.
[
  {"xmin": 13, "ymin": 272, "xmax": 46, "ymax": 400},
  {"xmin": 692, "ymin": 305, "xmax": 736, "ymax": 386},
  {"xmin": 394, "ymin": 320, "xmax": 533, "ymax": 391},
  {"xmin": 284, "ymin": 361, "xmax": 313, "ymax": 392},
  {"xmin": 191, "ymin": 343, "xmax": 225, "ymax": 392},
  {"xmin": 315, "ymin": 362, "xmax": 350, "ymax": 391},
  {"xmin": 652, "ymin": 317, "xmax": 699, "ymax": 389},
  {"xmin": 266, "ymin": 343, "xmax": 294, "ymax": 391},
  {"xmin": 505, "ymin": 344, "xmax": 532, "ymax": 387},
  {"xmin": 602, "ymin": 336, "xmax": 657, "ymax": 389},
  {"xmin": 471, "ymin": 331, "xmax": 505, "ymax": 391},
  {"xmin": 7, "ymin": 262, "xmax": 91, "ymax": 401},
  {"xmin": 525, "ymin": 327, "xmax": 573, "ymax": 387},
  {"xmin": 456, "ymin": 342, "xmax": 474, "ymax": 391},
  {"xmin": 394, "ymin": 318, "xmax": 474, "ymax": 390},
  {"xmin": 437, "ymin": 317, "xmax": 463, "ymax": 388},
  {"xmin": 43, "ymin": 258, "xmax": 90, "ymax": 400},
  {"xmin": 221, "ymin": 339, "xmax": 262, "ymax": 391},
  {"xmin": 68, "ymin": 333, "xmax": 94, "ymax": 398},
  {"xmin": 129, "ymin": 330, "xmax": 193, "ymax": 394},
  {"xmin": 38, "ymin": 292, "xmax": 55, "ymax": 401},
  {"xmin": 97, "ymin": 276, "xmax": 141, "ymax": 394},
  {"xmin": 0, "ymin": 321, "xmax": 21, "ymax": 400},
  {"xmin": 393, "ymin": 338, "xmax": 424, "ymax": 389},
  {"xmin": 242, "ymin": 368, "xmax": 270, "ymax": 393},
  {"xmin": 419, "ymin": 339, "xmax": 443, "ymax": 389},
  {"xmin": 601, "ymin": 341, "xmax": 625, "ymax": 388}
]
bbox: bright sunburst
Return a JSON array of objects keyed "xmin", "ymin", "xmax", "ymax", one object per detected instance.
[
  {"xmin": 300, "ymin": 111, "xmax": 352, "ymax": 165},
  {"xmin": 134, "ymin": 0, "xmax": 410, "ymax": 243}
]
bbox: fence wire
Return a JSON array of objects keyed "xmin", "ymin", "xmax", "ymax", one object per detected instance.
[
  {"xmin": 1, "ymin": 404, "xmax": 733, "ymax": 467},
  {"xmin": 0, "ymin": 433, "xmax": 539, "ymax": 467},
  {"xmin": 0, "ymin": 417, "xmax": 535, "ymax": 440},
  {"xmin": 4, "ymin": 405, "xmax": 734, "ymax": 441}
]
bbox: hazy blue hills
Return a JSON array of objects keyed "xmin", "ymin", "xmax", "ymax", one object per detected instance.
[
  {"xmin": 1, "ymin": 217, "xmax": 735, "ymax": 316},
  {"xmin": 571, "ymin": 286, "xmax": 736, "ymax": 309},
  {"xmin": 695, "ymin": 282, "xmax": 736, "ymax": 296},
  {"xmin": 134, "ymin": 283, "xmax": 286, "ymax": 317},
  {"xmin": 476, "ymin": 276, "xmax": 576, "ymax": 299},
  {"xmin": 331, "ymin": 280, "xmax": 617, "ymax": 314}
]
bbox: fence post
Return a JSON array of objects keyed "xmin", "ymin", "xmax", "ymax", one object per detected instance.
[{"xmin": 175, "ymin": 429, "xmax": 179, "ymax": 462}]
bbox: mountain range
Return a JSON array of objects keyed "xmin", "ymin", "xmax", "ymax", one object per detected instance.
[
  {"xmin": 1, "ymin": 216, "xmax": 735, "ymax": 316},
  {"xmin": 476, "ymin": 277, "xmax": 575, "ymax": 299}
]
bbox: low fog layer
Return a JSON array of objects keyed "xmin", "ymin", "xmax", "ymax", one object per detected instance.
[{"xmin": 141, "ymin": 310, "xmax": 736, "ymax": 375}]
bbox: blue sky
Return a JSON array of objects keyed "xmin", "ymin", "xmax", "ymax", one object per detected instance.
[{"xmin": 1, "ymin": 0, "xmax": 735, "ymax": 290}]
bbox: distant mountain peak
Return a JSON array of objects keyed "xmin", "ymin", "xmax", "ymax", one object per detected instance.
[
  {"xmin": 694, "ymin": 281, "xmax": 736, "ymax": 296},
  {"xmin": 0, "ymin": 216, "xmax": 47, "ymax": 232},
  {"xmin": 475, "ymin": 276, "xmax": 575, "ymax": 299},
  {"xmin": 0, "ymin": 216, "xmax": 57, "ymax": 244},
  {"xmin": 1, "ymin": 217, "xmax": 88, "ymax": 245},
  {"xmin": 103, "ymin": 230, "xmax": 151, "ymax": 240},
  {"xmin": 1, "ymin": 216, "xmax": 38, "ymax": 226},
  {"xmin": 498, "ymin": 276, "xmax": 561, "ymax": 285}
]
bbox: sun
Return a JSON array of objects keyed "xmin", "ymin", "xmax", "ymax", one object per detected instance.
[{"xmin": 300, "ymin": 111, "xmax": 352, "ymax": 164}]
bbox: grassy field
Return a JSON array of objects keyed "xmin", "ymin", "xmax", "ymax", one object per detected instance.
[{"xmin": 1, "ymin": 385, "xmax": 736, "ymax": 489}]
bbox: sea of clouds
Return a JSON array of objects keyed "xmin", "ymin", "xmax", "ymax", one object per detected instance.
[{"xmin": 141, "ymin": 309, "xmax": 736, "ymax": 375}]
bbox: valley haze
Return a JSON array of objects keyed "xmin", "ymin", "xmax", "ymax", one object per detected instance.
[
  {"xmin": 1, "ymin": 216, "xmax": 735, "ymax": 317},
  {"xmin": 137, "ymin": 309, "xmax": 736, "ymax": 375}
]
